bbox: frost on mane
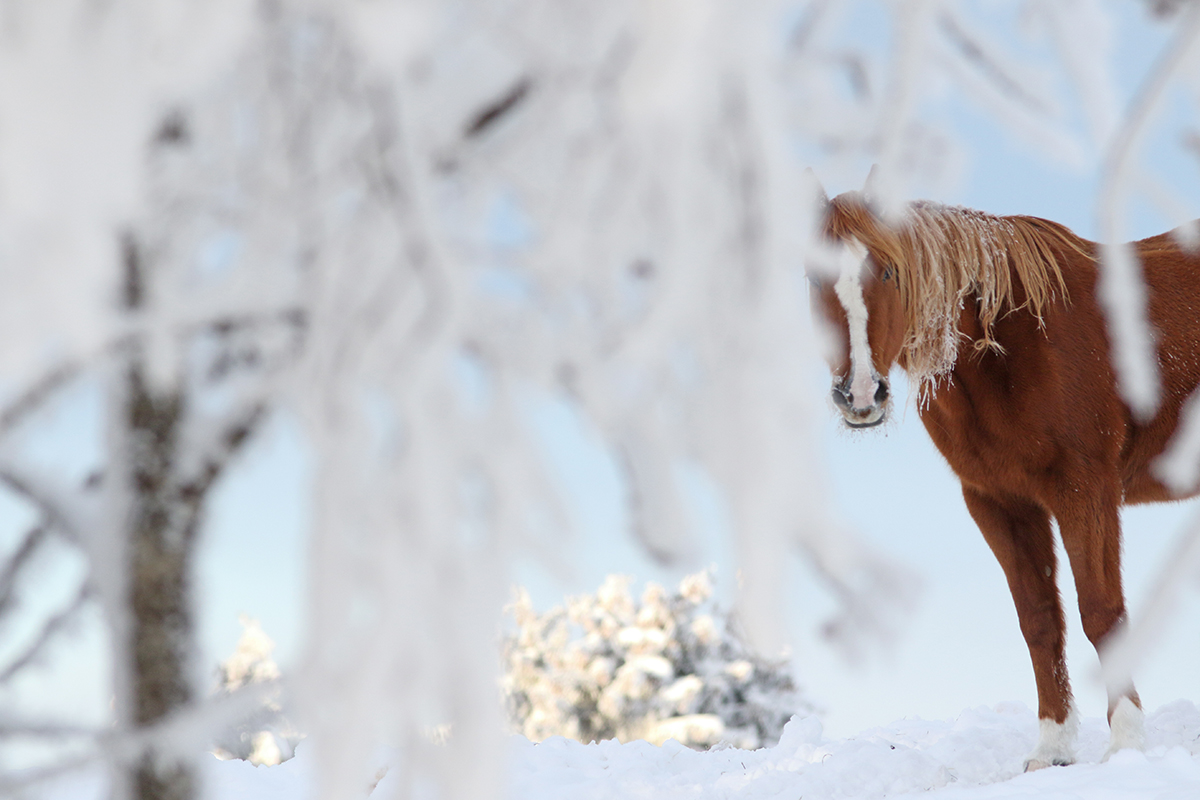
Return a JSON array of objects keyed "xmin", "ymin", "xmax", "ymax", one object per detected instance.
[{"xmin": 503, "ymin": 573, "xmax": 814, "ymax": 750}]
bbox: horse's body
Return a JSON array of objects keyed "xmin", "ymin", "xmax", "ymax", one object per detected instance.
[{"xmin": 808, "ymin": 187, "xmax": 1200, "ymax": 770}]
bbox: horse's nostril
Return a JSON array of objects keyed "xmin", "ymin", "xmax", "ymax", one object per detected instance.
[
  {"xmin": 874, "ymin": 380, "xmax": 890, "ymax": 404},
  {"xmin": 831, "ymin": 385, "xmax": 850, "ymax": 409}
]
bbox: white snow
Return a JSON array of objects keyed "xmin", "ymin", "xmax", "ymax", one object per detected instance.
[
  {"xmin": 506, "ymin": 701, "xmax": 1200, "ymax": 800},
  {"xmin": 34, "ymin": 700, "xmax": 1200, "ymax": 799}
]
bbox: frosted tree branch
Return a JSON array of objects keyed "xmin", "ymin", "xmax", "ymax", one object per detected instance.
[
  {"xmin": 1036, "ymin": 0, "xmax": 1120, "ymax": 149},
  {"xmin": 1156, "ymin": 386, "xmax": 1200, "ymax": 494},
  {"xmin": 1100, "ymin": 504, "xmax": 1200, "ymax": 696},
  {"xmin": 1136, "ymin": 172, "xmax": 1200, "ymax": 248},
  {"xmin": 873, "ymin": 0, "xmax": 935, "ymax": 215},
  {"xmin": 1096, "ymin": 0, "xmax": 1200, "ymax": 419}
]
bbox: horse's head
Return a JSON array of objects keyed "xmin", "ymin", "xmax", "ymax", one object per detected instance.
[{"xmin": 806, "ymin": 179, "xmax": 906, "ymax": 429}]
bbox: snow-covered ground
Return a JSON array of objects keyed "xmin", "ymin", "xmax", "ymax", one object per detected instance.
[
  {"xmin": 36, "ymin": 700, "xmax": 1200, "ymax": 799},
  {"xmin": 509, "ymin": 701, "xmax": 1200, "ymax": 800}
]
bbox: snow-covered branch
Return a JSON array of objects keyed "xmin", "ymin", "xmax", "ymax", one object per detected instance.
[
  {"xmin": 1096, "ymin": 0, "xmax": 1200, "ymax": 418},
  {"xmin": 1100, "ymin": 505, "xmax": 1200, "ymax": 697}
]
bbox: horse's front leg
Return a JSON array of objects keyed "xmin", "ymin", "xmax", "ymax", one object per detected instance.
[
  {"xmin": 1052, "ymin": 474, "xmax": 1144, "ymax": 758},
  {"xmin": 962, "ymin": 486, "xmax": 1077, "ymax": 770}
]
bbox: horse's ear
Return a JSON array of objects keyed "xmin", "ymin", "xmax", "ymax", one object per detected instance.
[
  {"xmin": 804, "ymin": 167, "xmax": 829, "ymax": 213},
  {"xmin": 862, "ymin": 163, "xmax": 881, "ymax": 208}
]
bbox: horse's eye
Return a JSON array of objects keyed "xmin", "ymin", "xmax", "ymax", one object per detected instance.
[{"xmin": 881, "ymin": 267, "xmax": 893, "ymax": 282}]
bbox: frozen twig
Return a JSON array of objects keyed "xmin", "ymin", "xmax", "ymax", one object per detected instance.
[
  {"xmin": 937, "ymin": 11, "xmax": 1050, "ymax": 116},
  {"xmin": 0, "ymin": 722, "xmax": 101, "ymax": 739},
  {"xmin": 178, "ymin": 404, "xmax": 266, "ymax": 508},
  {"xmin": 0, "ymin": 525, "xmax": 49, "ymax": 618},
  {"xmin": 182, "ymin": 308, "xmax": 307, "ymax": 348},
  {"xmin": 798, "ymin": 533, "xmax": 920, "ymax": 662},
  {"xmin": 0, "ymin": 583, "xmax": 91, "ymax": 684},
  {"xmin": 0, "ymin": 363, "xmax": 81, "ymax": 439},
  {"xmin": 0, "ymin": 469, "xmax": 79, "ymax": 540},
  {"xmin": 788, "ymin": 0, "xmax": 835, "ymax": 54},
  {"xmin": 1143, "ymin": 0, "xmax": 1195, "ymax": 19}
]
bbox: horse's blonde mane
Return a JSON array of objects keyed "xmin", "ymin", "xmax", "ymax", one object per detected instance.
[{"xmin": 826, "ymin": 194, "xmax": 1082, "ymax": 386}]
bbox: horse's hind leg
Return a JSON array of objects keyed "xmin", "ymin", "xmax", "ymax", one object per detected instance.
[
  {"xmin": 962, "ymin": 486, "xmax": 1076, "ymax": 770},
  {"xmin": 1052, "ymin": 476, "xmax": 1144, "ymax": 758}
]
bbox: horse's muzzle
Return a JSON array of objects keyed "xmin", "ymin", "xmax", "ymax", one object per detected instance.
[{"xmin": 832, "ymin": 376, "xmax": 889, "ymax": 428}]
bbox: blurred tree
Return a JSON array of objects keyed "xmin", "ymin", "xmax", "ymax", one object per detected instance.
[{"xmin": 504, "ymin": 572, "xmax": 814, "ymax": 750}]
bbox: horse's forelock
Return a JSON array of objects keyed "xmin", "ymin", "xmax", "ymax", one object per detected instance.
[{"xmin": 823, "ymin": 194, "xmax": 907, "ymax": 267}]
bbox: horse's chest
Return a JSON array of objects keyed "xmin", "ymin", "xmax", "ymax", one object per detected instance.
[{"xmin": 917, "ymin": 387, "xmax": 1054, "ymax": 495}]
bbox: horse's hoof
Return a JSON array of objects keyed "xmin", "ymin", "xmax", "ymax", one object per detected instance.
[
  {"xmin": 1104, "ymin": 697, "xmax": 1145, "ymax": 760},
  {"xmin": 1025, "ymin": 709, "xmax": 1079, "ymax": 773}
]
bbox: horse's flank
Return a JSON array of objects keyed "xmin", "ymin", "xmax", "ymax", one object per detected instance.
[{"xmin": 825, "ymin": 194, "xmax": 1084, "ymax": 387}]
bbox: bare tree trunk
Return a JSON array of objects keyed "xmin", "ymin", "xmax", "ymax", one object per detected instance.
[
  {"xmin": 108, "ymin": 219, "xmax": 275, "ymax": 798},
  {"xmin": 124, "ymin": 358, "xmax": 196, "ymax": 800}
]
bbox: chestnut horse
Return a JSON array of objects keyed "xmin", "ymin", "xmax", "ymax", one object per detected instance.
[{"xmin": 807, "ymin": 181, "xmax": 1200, "ymax": 770}]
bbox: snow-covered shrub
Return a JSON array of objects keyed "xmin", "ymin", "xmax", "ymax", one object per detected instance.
[
  {"xmin": 211, "ymin": 616, "xmax": 305, "ymax": 766},
  {"xmin": 503, "ymin": 572, "xmax": 813, "ymax": 750}
]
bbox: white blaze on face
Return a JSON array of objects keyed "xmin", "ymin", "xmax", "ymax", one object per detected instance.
[{"xmin": 833, "ymin": 239, "xmax": 877, "ymax": 410}]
